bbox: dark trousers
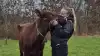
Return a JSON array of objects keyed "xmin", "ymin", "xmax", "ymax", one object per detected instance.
[{"xmin": 51, "ymin": 37, "xmax": 68, "ymax": 56}]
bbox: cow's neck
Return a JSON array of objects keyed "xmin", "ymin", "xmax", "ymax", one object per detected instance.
[{"xmin": 38, "ymin": 21, "xmax": 49, "ymax": 38}]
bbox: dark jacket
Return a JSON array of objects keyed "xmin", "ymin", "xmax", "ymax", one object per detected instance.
[
  {"xmin": 50, "ymin": 19, "xmax": 74, "ymax": 40},
  {"xmin": 50, "ymin": 15, "xmax": 74, "ymax": 56}
]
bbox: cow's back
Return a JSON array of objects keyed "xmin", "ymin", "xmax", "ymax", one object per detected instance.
[{"xmin": 17, "ymin": 23, "xmax": 39, "ymax": 56}]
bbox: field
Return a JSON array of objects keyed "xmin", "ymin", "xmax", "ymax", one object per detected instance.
[{"xmin": 0, "ymin": 36, "xmax": 100, "ymax": 56}]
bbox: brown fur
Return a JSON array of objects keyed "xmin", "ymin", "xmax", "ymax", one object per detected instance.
[{"xmin": 17, "ymin": 23, "xmax": 38, "ymax": 56}]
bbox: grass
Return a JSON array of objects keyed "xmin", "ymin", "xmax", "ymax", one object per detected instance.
[{"xmin": 0, "ymin": 36, "xmax": 100, "ymax": 56}]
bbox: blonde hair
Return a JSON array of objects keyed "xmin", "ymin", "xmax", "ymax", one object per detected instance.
[{"xmin": 60, "ymin": 7, "xmax": 70, "ymax": 17}]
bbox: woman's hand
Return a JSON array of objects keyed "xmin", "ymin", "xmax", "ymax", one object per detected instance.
[{"xmin": 50, "ymin": 20, "xmax": 58, "ymax": 26}]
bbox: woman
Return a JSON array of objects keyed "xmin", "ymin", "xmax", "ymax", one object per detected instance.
[{"xmin": 50, "ymin": 7, "xmax": 74, "ymax": 56}]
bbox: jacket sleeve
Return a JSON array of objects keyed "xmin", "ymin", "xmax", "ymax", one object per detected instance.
[
  {"xmin": 59, "ymin": 21, "xmax": 74, "ymax": 37},
  {"xmin": 50, "ymin": 23, "xmax": 55, "ymax": 32},
  {"xmin": 49, "ymin": 20, "xmax": 58, "ymax": 32}
]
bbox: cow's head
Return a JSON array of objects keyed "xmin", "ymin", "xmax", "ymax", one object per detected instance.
[{"xmin": 35, "ymin": 9, "xmax": 57, "ymax": 22}]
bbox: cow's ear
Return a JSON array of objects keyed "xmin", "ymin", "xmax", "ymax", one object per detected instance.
[
  {"xmin": 35, "ymin": 9, "xmax": 43, "ymax": 18},
  {"xmin": 17, "ymin": 25, "xmax": 22, "ymax": 31}
]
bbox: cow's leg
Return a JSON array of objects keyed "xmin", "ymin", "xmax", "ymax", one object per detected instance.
[
  {"xmin": 19, "ymin": 41, "xmax": 23, "ymax": 56},
  {"xmin": 24, "ymin": 51, "xmax": 29, "ymax": 56},
  {"xmin": 40, "ymin": 43, "xmax": 45, "ymax": 56},
  {"xmin": 19, "ymin": 49, "xmax": 23, "ymax": 56},
  {"xmin": 40, "ymin": 50, "xmax": 43, "ymax": 56},
  {"xmin": 24, "ymin": 45, "xmax": 31, "ymax": 56}
]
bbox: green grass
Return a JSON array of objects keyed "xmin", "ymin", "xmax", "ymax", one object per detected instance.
[{"xmin": 0, "ymin": 36, "xmax": 100, "ymax": 56}]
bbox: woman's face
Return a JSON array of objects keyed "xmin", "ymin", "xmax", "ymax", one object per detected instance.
[
  {"xmin": 57, "ymin": 16, "xmax": 67, "ymax": 25},
  {"xmin": 60, "ymin": 8, "xmax": 69, "ymax": 17}
]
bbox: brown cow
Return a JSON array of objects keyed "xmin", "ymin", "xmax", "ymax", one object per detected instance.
[{"xmin": 17, "ymin": 9, "xmax": 57, "ymax": 56}]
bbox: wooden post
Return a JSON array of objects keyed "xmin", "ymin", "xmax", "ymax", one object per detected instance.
[
  {"xmin": 66, "ymin": 7, "xmax": 77, "ymax": 34},
  {"xmin": 71, "ymin": 8, "xmax": 77, "ymax": 34},
  {"xmin": 4, "ymin": 14, "xmax": 8, "ymax": 45}
]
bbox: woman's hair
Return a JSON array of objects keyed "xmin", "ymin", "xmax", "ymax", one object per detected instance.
[{"xmin": 67, "ymin": 13, "xmax": 74, "ymax": 23}]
